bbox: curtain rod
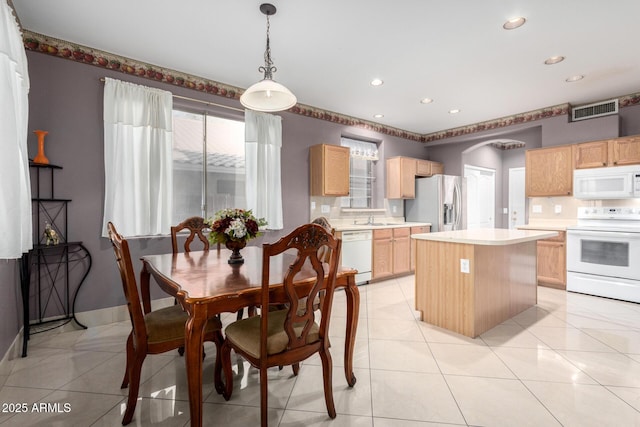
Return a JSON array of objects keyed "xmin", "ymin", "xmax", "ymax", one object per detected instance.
[{"xmin": 99, "ymin": 77, "xmax": 245, "ymax": 113}]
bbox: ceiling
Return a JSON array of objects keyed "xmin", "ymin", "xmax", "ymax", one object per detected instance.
[{"xmin": 13, "ymin": 0, "xmax": 640, "ymax": 136}]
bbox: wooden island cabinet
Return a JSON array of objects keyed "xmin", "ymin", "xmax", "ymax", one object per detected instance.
[{"xmin": 413, "ymin": 229, "xmax": 556, "ymax": 338}]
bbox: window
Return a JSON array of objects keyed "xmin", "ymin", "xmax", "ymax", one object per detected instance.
[
  {"xmin": 340, "ymin": 137, "xmax": 379, "ymax": 208},
  {"xmin": 172, "ymin": 110, "xmax": 245, "ymax": 222}
]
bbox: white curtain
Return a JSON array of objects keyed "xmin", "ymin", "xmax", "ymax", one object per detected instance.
[
  {"xmin": 245, "ymin": 110, "xmax": 283, "ymax": 230},
  {"xmin": 102, "ymin": 78, "xmax": 173, "ymax": 237},
  {"xmin": 0, "ymin": 0, "xmax": 31, "ymax": 259}
]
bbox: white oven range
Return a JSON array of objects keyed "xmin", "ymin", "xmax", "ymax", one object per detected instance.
[{"xmin": 567, "ymin": 207, "xmax": 640, "ymax": 303}]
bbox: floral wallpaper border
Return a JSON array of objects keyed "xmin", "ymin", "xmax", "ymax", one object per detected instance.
[{"xmin": 22, "ymin": 30, "xmax": 640, "ymax": 145}]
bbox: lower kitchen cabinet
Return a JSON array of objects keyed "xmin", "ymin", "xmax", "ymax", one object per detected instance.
[
  {"xmin": 372, "ymin": 227, "xmax": 411, "ymax": 280},
  {"xmin": 410, "ymin": 225, "xmax": 431, "ymax": 271},
  {"xmin": 536, "ymin": 231, "xmax": 566, "ymax": 289}
]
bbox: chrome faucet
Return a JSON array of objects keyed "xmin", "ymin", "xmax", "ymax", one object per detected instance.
[{"xmin": 367, "ymin": 215, "xmax": 374, "ymax": 225}]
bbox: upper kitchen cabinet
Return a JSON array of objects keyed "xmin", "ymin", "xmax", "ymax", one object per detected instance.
[
  {"xmin": 309, "ymin": 144, "xmax": 350, "ymax": 196},
  {"xmin": 387, "ymin": 157, "xmax": 416, "ymax": 199},
  {"xmin": 609, "ymin": 135, "xmax": 640, "ymax": 166},
  {"xmin": 525, "ymin": 145, "xmax": 574, "ymax": 197},
  {"xmin": 416, "ymin": 159, "xmax": 444, "ymax": 177},
  {"xmin": 574, "ymin": 140, "xmax": 609, "ymax": 169},
  {"xmin": 575, "ymin": 135, "xmax": 640, "ymax": 169}
]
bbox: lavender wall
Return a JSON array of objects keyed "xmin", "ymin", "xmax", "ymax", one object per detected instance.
[{"xmin": 0, "ymin": 49, "xmax": 437, "ymax": 358}]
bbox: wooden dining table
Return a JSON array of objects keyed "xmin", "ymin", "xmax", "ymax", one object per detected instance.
[{"xmin": 140, "ymin": 246, "xmax": 360, "ymax": 427}]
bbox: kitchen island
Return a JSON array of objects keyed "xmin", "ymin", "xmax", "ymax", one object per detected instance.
[{"xmin": 412, "ymin": 228, "xmax": 557, "ymax": 338}]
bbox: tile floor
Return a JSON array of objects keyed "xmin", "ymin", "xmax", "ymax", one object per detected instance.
[{"xmin": 1, "ymin": 275, "xmax": 640, "ymax": 426}]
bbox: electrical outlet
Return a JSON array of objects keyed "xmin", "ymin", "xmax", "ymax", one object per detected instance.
[
  {"xmin": 503, "ymin": 207, "xmax": 508, "ymax": 214},
  {"xmin": 555, "ymin": 204, "xmax": 562, "ymax": 214},
  {"xmin": 311, "ymin": 201, "xmax": 316, "ymax": 210},
  {"xmin": 532, "ymin": 205, "xmax": 542, "ymax": 213},
  {"xmin": 321, "ymin": 204, "xmax": 330, "ymax": 214},
  {"xmin": 460, "ymin": 259, "xmax": 470, "ymax": 274},
  {"xmin": 392, "ymin": 205, "xmax": 397, "ymax": 213}
]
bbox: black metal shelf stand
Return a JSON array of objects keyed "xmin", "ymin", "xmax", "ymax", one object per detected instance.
[{"xmin": 19, "ymin": 162, "xmax": 92, "ymax": 357}]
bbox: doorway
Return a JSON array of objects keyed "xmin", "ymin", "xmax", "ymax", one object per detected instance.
[
  {"xmin": 508, "ymin": 167, "xmax": 526, "ymax": 229},
  {"xmin": 464, "ymin": 165, "xmax": 495, "ymax": 229}
]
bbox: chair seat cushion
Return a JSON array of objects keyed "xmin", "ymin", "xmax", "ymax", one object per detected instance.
[
  {"xmin": 145, "ymin": 305, "xmax": 222, "ymax": 345},
  {"xmin": 225, "ymin": 309, "xmax": 319, "ymax": 359}
]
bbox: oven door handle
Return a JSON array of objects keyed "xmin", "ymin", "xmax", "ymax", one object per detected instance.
[{"xmin": 569, "ymin": 230, "xmax": 640, "ymax": 239}]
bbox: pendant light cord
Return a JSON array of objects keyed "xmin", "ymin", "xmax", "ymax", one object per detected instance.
[{"xmin": 259, "ymin": 13, "xmax": 276, "ymax": 79}]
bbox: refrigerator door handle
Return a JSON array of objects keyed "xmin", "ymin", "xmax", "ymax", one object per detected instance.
[{"xmin": 453, "ymin": 181, "xmax": 462, "ymax": 230}]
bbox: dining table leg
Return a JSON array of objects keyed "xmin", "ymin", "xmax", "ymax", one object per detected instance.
[
  {"xmin": 184, "ymin": 305, "xmax": 207, "ymax": 427},
  {"xmin": 342, "ymin": 275, "xmax": 359, "ymax": 387}
]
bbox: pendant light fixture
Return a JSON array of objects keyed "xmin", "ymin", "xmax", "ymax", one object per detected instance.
[{"xmin": 240, "ymin": 3, "xmax": 297, "ymax": 112}]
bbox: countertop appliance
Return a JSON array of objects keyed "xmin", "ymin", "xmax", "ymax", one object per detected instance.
[
  {"xmin": 574, "ymin": 165, "xmax": 640, "ymax": 199},
  {"xmin": 340, "ymin": 229, "xmax": 372, "ymax": 285},
  {"xmin": 405, "ymin": 174, "xmax": 465, "ymax": 232},
  {"xmin": 567, "ymin": 206, "xmax": 640, "ymax": 303}
]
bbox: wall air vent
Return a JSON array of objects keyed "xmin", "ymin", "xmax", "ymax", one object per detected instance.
[{"xmin": 571, "ymin": 99, "xmax": 618, "ymax": 122}]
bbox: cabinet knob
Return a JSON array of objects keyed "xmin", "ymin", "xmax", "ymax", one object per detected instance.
[
  {"xmin": 602, "ymin": 162, "xmax": 606, "ymax": 166},
  {"xmin": 614, "ymin": 161, "xmax": 618, "ymax": 165}
]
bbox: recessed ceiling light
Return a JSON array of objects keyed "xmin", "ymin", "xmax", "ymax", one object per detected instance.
[
  {"xmin": 544, "ymin": 56, "xmax": 565, "ymax": 65},
  {"xmin": 373, "ymin": 114, "xmax": 384, "ymax": 118},
  {"xmin": 503, "ymin": 17, "xmax": 526, "ymax": 30},
  {"xmin": 370, "ymin": 79, "xmax": 384, "ymax": 87},
  {"xmin": 566, "ymin": 75, "xmax": 584, "ymax": 82},
  {"xmin": 420, "ymin": 98, "xmax": 434, "ymax": 104},
  {"xmin": 449, "ymin": 109, "xmax": 460, "ymax": 114}
]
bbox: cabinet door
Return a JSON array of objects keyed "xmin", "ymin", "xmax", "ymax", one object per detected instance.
[
  {"xmin": 386, "ymin": 157, "xmax": 417, "ymax": 199},
  {"xmin": 416, "ymin": 160, "xmax": 431, "ymax": 177},
  {"xmin": 310, "ymin": 144, "xmax": 350, "ymax": 196},
  {"xmin": 574, "ymin": 140, "xmax": 608, "ymax": 169},
  {"xmin": 392, "ymin": 228, "xmax": 411, "ymax": 274},
  {"xmin": 609, "ymin": 136, "xmax": 640, "ymax": 166},
  {"xmin": 537, "ymin": 238, "xmax": 566, "ymax": 289},
  {"xmin": 372, "ymin": 229, "xmax": 393, "ymax": 279},
  {"xmin": 410, "ymin": 226, "xmax": 430, "ymax": 271},
  {"xmin": 525, "ymin": 145, "xmax": 573, "ymax": 197},
  {"xmin": 430, "ymin": 162, "xmax": 444, "ymax": 175}
]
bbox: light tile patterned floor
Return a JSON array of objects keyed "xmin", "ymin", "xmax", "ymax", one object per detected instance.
[{"xmin": 1, "ymin": 276, "xmax": 640, "ymax": 426}]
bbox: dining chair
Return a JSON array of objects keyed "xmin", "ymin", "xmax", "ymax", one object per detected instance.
[
  {"xmin": 216, "ymin": 223, "xmax": 342, "ymax": 426},
  {"xmin": 107, "ymin": 222, "xmax": 224, "ymax": 425},
  {"xmin": 170, "ymin": 216, "xmax": 213, "ymax": 253}
]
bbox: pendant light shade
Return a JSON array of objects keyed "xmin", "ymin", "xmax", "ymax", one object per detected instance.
[
  {"xmin": 240, "ymin": 78, "xmax": 297, "ymax": 112},
  {"xmin": 240, "ymin": 3, "xmax": 296, "ymax": 112}
]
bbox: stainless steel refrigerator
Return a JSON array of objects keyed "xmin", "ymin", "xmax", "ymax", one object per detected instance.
[{"xmin": 405, "ymin": 175, "xmax": 465, "ymax": 232}]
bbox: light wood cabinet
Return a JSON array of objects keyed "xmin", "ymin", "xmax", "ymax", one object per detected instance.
[
  {"xmin": 609, "ymin": 135, "xmax": 640, "ymax": 166},
  {"xmin": 536, "ymin": 231, "xmax": 566, "ymax": 290},
  {"xmin": 410, "ymin": 225, "xmax": 431, "ymax": 271},
  {"xmin": 309, "ymin": 144, "xmax": 350, "ymax": 196},
  {"xmin": 387, "ymin": 157, "xmax": 444, "ymax": 199},
  {"xmin": 386, "ymin": 157, "xmax": 416, "ymax": 199},
  {"xmin": 372, "ymin": 228, "xmax": 393, "ymax": 279},
  {"xmin": 372, "ymin": 227, "xmax": 412, "ymax": 279},
  {"xmin": 574, "ymin": 140, "xmax": 609, "ymax": 169},
  {"xmin": 416, "ymin": 160, "xmax": 444, "ymax": 177},
  {"xmin": 525, "ymin": 145, "xmax": 574, "ymax": 197}
]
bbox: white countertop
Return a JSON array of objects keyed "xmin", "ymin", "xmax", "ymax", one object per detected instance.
[
  {"xmin": 517, "ymin": 219, "xmax": 576, "ymax": 231},
  {"xmin": 412, "ymin": 228, "xmax": 558, "ymax": 245},
  {"xmin": 335, "ymin": 222, "xmax": 431, "ymax": 232}
]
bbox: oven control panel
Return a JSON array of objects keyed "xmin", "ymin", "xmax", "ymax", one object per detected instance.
[{"xmin": 577, "ymin": 207, "xmax": 640, "ymax": 220}]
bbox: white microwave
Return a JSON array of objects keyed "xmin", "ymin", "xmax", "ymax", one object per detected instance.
[{"xmin": 574, "ymin": 165, "xmax": 640, "ymax": 199}]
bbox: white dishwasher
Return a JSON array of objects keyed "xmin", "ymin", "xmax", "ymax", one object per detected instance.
[{"xmin": 340, "ymin": 230, "xmax": 372, "ymax": 285}]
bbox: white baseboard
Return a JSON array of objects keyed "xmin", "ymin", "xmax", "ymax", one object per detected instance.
[{"xmin": 0, "ymin": 297, "xmax": 175, "ymax": 375}]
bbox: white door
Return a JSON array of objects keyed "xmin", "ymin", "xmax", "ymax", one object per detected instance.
[
  {"xmin": 508, "ymin": 167, "xmax": 526, "ymax": 229},
  {"xmin": 464, "ymin": 165, "xmax": 495, "ymax": 229}
]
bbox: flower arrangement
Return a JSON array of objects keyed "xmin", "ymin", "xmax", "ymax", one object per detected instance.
[{"xmin": 206, "ymin": 208, "xmax": 267, "ymax": 245}]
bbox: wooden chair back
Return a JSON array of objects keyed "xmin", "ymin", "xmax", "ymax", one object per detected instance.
[
  {"xmin": 107, "ymin": 222, "xmax": 148, "ymax": 352},
  {"xmin": 170, "ymin": 216, "xmax": 211, "ymax": 254},
  {"xmin": 260, "ymin": 223, "xmax": 341, "ymax": 357}
]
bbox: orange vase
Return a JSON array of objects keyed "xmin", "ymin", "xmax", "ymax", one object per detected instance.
[{"xmin": 33, "ymin": 130, "xmax": 49, "ymax": 164}]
